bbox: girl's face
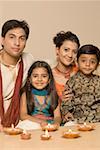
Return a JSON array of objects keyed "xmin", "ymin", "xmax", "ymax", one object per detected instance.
[
  {"xmin": 78, "ymin": 54, "xmax": 98, "ymax": 75},
  {"xmin": 30, "ymin": 67, "xmax": 50, "ymax": 90},
  {"xmin": 56, "ymin": 40, "xmax": 78, "ymax": 66}
]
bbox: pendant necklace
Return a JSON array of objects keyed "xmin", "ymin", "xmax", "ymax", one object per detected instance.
[{"xmin": 55, "ymin": 66, "xmax": 71, "ymax": 79}]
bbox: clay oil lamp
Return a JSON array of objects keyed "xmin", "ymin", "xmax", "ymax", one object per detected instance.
[
  {"xmin": 20, "ymin": 129, "xmax": 31, "ymax": 140},
  {"xmin": 41, "ymin": 129, "xmax": 51, "ymax": 140},
  {"xmin": 77, "ymin": 122, "xmax": 95, "ymax": 131},
  {"xmin": 42, "ymin": 123, "xmax": 59, "ymax": 132},
  {"xmin": 3, "ymin": 124, "xmax": 23, "ymax": 135},
  {"xmin": 62, "ymin": 129, "xmax": 80, "ymax": 139}
]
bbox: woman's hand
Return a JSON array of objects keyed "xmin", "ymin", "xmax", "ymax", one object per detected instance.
[
  {"xmin": 63, "ymin": 112, "xmax": 74, "ymax": 123},
  {"xmin": 62, "ymin": 88, "xmax": 73, "ymax": 102}
]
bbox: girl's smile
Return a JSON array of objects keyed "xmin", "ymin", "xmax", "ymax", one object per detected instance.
[{"xmin": 30, "ymin": 67, "xmax": 49, "ymax": 90}]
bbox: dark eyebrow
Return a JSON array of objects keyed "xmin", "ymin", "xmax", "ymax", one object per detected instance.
[
  {"xmin": 8, "ymin": 33, "xmax": 26, "ymax": 38},
  {"xmin": 9, "ymin": 33, "xmax": 15, "ymax": 36}
]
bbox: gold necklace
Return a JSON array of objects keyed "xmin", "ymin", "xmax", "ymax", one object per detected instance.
[{"xmin": 55, "ymin": 66, "xmax": 71, "ymax": 78}]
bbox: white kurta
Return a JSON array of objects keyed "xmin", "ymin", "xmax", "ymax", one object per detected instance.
[{"xmin": 0, "ymin": 52, "xmax": 34, "ymax": 112}]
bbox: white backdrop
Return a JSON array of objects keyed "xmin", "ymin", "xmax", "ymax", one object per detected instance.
[{"xmin": 0, "ymin": 0, "xmax": 100, "ymax": 66}]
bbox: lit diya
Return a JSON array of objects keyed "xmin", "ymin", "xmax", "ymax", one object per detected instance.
[
  {"xmin": 20, "ymin": 129, "xmax": 31, "ymax": 140},
  {"xmin": 77, "ymin": 122, "xmax": 95, "ymax": 131},
  {"xmin": 42, "ymin": 123, "xmax": 59, "ymax": 132},
  {"xmin": 41, "ymin": 129, "xmax": 51, "ymax": 140},
  {"xmin": 62, "ymin": 129, "xmax": 80, "ymax": 139},
  {"xmin": 3, "ymin": 124, "xmax": 23, "ymax": 135}
]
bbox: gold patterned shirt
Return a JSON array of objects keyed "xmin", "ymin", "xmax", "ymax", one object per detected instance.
[{"xmin": 61, "ymin": 71, "xmax": 100, "ymax": 124}]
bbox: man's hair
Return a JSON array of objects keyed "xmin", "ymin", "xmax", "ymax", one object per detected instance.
[{"xmin": 1, "ymin": 19, "xmax": 29, "ymax": 40}]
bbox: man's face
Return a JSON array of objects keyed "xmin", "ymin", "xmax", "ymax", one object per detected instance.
[{"xmin": 1, "ymin": 27, "xmax": 27, "ymax": 59}]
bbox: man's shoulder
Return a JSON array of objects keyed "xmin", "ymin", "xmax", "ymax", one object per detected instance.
[
  {"xmin": 22, "ymin": 52, "xmax": 34, "ymax": 59},
  {"xmin": 22, "ymin": 52, "xmax": 34, "ymax": 66}
]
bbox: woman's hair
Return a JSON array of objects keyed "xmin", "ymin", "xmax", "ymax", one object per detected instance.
[
  {"xmin": 21, "ymin": 61, "xmax": 59, "ymax": 116},
  {"xmin": 53, "ymin": 31, "xmax": 80, "ymax": 48},
  {"xmin": 77, "ymin": 44, "xmax": 100, "ymax": 65},
  {"xmin": 1, "ymin": 19, "xmax": 29, "ymax": 40}
]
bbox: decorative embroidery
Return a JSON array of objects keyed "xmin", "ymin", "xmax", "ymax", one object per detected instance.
[
  {"xmin": 32, "ymin": 88, "xmax": 48, "ymax": 96},
  {"xmin": 55, "ymin": 66, "xmax": 71, "ymax": 79},
  {"xmin": 33, "ymin": 95, "xmax": 49, "ymax": 112},
  {"xmin": 61, "ymin": 71, "xmax": 100, "ymax": 124}
]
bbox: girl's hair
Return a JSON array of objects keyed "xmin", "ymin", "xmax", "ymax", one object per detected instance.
[
  {"xmin": 53, "ymin": 31, "xmax": 80, "ymax": 48},
  {"xmin": 77, "ymin": 44, "xmax": 100, "ymax": 65},
  {"xmin": 21, "ymin": 61, "xmax": 59, "ymax": 116}
]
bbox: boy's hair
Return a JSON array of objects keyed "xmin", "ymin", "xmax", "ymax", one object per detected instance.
[
  {"xmin": 1, "ymin": 19, "xmax": 29, "ymax": 40},
  {"xmin": 53, "ymin": 31, "xmax": 80, "ymax": 48},
  {"xmin": 21, "ymin": 60, "xmax": 59, "ymax": 116},
  {"xmin": 77, "ymin": 44, "xmax": 100, "ymax": 64}
]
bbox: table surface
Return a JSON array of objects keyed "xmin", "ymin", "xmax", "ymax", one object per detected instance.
[{"xmin": 0, "ymin": 123, "xmax": 100, "ymax": 150}]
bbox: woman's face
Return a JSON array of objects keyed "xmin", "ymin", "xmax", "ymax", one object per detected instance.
[{"xmin": 56, "ymin": 40, "xmax": 78, "ymax": 66}]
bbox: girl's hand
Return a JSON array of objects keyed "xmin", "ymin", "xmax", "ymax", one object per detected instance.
[
  {"xmin": 52, "ymin": 123, "xmax": 60, "ymax": 128},
  {"xmin": 40, "ymin": 121, "xmax": 48, "ymax": 128},
  {"xmin": 33, "ymin": 114, "xmax": 53, "ymax": 121}
]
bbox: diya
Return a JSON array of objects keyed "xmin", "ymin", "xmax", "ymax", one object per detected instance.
[
  {"xmin": 3, "ymin": 124, "xmax": 23, "ymax": 135},
  {"xmin": 77, "ymin": 122, "xmax": 95, "ymax": 131},
  {"xmin": 62, "ymin": 129, "xmax": 80, "ymax": 139},
  {"xmin": 41, "ymin": 129, "xmax": 51, "ymax": 140},
  {"xmin": 42, "ymin": 123, "xmax": 59, "ymax": 132},
  {"xmin": 20, "ymin": 130, "xmax": 31, "ymax": 140}
]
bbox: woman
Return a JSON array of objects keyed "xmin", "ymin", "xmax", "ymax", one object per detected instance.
[{"xmin": 52, "ymin": 31, "xmax": 80, "ymax": 101}]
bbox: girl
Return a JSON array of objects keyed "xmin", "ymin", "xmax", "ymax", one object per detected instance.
[
  {"xmin": 61, "ymin": 44, "xmax": 100, "ymax": 124},
  {"xmin": 20, "ymin": 61, "xmax": 61, "ymax": 126}
]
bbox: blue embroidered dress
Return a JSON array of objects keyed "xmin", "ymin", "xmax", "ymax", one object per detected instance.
[{"xmin": 31, "ymin": 89, "xmax": 54, "ymax": 123}]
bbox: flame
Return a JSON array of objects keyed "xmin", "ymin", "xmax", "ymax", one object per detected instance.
[
  {"xmin": 45, "ymin": 129, "xmax": 49, "ymax": 137},
  {"xmin": 68, "ymin": 129, "xmax": 72, "ymax": 133},
  {"xmin": 23, "ymin": 129, "xmax": 27, "ymax": 135},
  {"xmin": 84, "ymin": 122, "xmax": 87, "ymax": 126},
  {"xmin": 47, "ymin": 123, "xmax": 51, "ymax": 127},
  {"xmin": 11, "ymin": 124, "xmax": 14, "ymax": 130}
]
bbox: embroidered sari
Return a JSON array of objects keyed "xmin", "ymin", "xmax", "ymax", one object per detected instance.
[{"xmin": 52, "ymin": 65, "xmax": 78, "ymax": 99}]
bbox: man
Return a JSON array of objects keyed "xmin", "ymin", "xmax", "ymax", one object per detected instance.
[{"xmin": 0, "ymin": 19, "xmax": 34, "ymax": 127}]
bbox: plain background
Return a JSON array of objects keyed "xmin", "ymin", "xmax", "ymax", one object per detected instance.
[{"xmin": 0, "ymin": 0, "xmax": 100, "ymax": 66}]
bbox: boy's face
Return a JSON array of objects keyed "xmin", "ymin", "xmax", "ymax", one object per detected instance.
[
  {"xmin": 1, "ymin": 27, "xmax": 27, "ymax": 59},
  {"xmin": 78, "ymin": 54, "xmax": 98, "ymax": 75}
]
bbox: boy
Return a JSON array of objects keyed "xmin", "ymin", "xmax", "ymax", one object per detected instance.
[{"xmin": 61, "ymin": 44, "xmax": 100, "ymax": 124}]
